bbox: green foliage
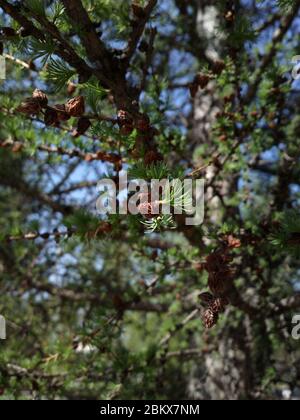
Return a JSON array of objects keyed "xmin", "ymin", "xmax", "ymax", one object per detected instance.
[
  {"xmin": 270, "ymin": 210, "xmax": 300, "ymax": 257},
  {"xmin": 24, "ymin": 0, "xmax": 46, "ymax": 16},
  {"xmin": 27, "ymin": 38, "xmax": 56, "ymax": 65},
  {"xmin": 43, "ymin": 58, "xmax": 77, "ymax": 92},
  {"xmin": 142, "ymin": 215, "xmax": 176, "ymax": 233},
  {"xmin": 129, "ymin": 161, "xmax": 171, "ymax": 181}
]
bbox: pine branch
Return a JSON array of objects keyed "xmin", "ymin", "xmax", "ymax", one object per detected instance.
[
  {"xmin": 124, "ymin": 0, "xmax": 158, "ymax": 64},
  {"xmin": 0, "ymin": 138, "xmax": 121, "ymax": 165},
  {"xmin": 244, "ymin": 0, "xmax": 300, "ymax": 104},
  {"xmin": 0, "ymin": 0, "xmax": 93, "ymax": 79},
  {"xmin": 61, "ymin": 0, "xmax": 112, "ymax": 69}
]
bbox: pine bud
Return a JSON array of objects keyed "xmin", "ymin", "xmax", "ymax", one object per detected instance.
[
  {"xmin": 32, "ymin": 89, "xmax": 48, "ymax": 108},
  {"xmin": 65, "ymin": 96, "xmax": 85, "ymax": 117},
  {"xmin": 138, "ymin": 201, "xmax": 159, "ymax": 219},
  {"xmin": 224, "ymin": 11, "xmax": 235, "ymax": 22},
  {"xmin": 16, "ymin": 98, "xmax": 41, "ymax": 115}
]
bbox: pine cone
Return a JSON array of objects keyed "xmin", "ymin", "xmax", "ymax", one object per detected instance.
[
  {"xmin": 144, "ymin": 150, "xmax": 163, "ymax": 166},
  {"xmin": 225, "ymin": 234, "xmax": 241, "ymax": 249},
  {"xmin": 1, "ymin": 27, "xmax": 16, "ymax": 37},
  {"xmin": 189, "ymin": 82, "xmax": 199, "ymax": 98},
  {"xmin": 210, "ymin": 297, "xmax": 229, "ymax": 314},
  {"xmin": 135, "ymin": 114, "xmax": 150, "ymax": 132},
  {"xmin": 195, "ymin": 73, "xmax": 211, "ymax": 89},
  {"xmin": 54, "ymin": 104, "xmax": 70, "ymax": 121},
  {"xmin": 199, "ymin": 292, "xmax": 214, "ymax": 307},
  {"xmin": 117, "ymin": 110, "xmax": 133, "ymax": 127},
  {"xmin": 202, "ymin": 308, "xmax": 218, "ymax": 329},
  {"xmin": 132, "ymin": 3, "xmax": 146, "ymax": 18},
  {"xmin": 99, "ymin": 222, "xmax": 113, "ymax": 234},
  {"xmin": 67, "ymin": 82, "xmax": 77, "ymax": 96},
  {"xmin": 65, "ymin": 96, "xmax": 85, "ymax": 117},
  {"xmin": 224, "ymin": 11, "xmax": 235, "ymax": 22},
  {"xmin": 16, "ymin": 98, "xmax": 41, "ymax": 115},
  {"xmin": 208, "ymin": 271, "xmax": 232, "ymax": 296},
  {"xmin": 120, "ymin": 124, "xmax": 134, "ymax": 135},
  {"xmin": 72, "ymin": 117, "xmax": 91, "ymax": 137},
  {"xmin": 32, "ymin": 89, "xmax": 48, "ymax": 108},
  {"xmin": 44, "ymin": 108, "xmax": 59, "ymax": 127},
  {"xmin": 212, "ymin": 60, "xmax": 226, "ymax": 76}
]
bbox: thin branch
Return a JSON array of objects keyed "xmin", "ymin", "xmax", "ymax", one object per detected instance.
[
  {"xmin": 0, "ymin": 0, "xmax": 93, "ymax": 79},
  {"xmin": 0, "ymin": 138, "xmax": 121, "ymax": 165},
  {"xmin": 244, "ymin": 1, "xmax": 300, "ymax": 104},
  {"xmin": 124, "ymin": 0, "xmax": 158, "ymax": 64},
  {"xmin": 61, "ymin": 0, "xmax": 112, "ymax": 71}
]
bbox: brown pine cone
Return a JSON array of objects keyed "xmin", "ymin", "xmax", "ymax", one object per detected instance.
[
  {"xmin": 117, "ymin": 110, "xmax": 133, "ymax": 127},
  {"xmin": 1, "ymin": 27, "xmax": 16, "ymax": 37},
  {"xmin": 120, "ymin": 124, "xmax": 134, "ymax": 135},
  {"xmin": 16, "ymin": 98, "xmax": 41, "ymax": 115},
  {"xmin": 32, "ymin": 89, "xmax": 48, "ymax": 108},
  {"xmin": 212, "ymin": 60, "xmax": 226, "ymax": 76},
  {"xmin": 44, "ymin": 108, "xmax": 59, "ymax": 126},
  {"xmin": 205, "ymin": 253, "xmax": 223, "ymax": 273},
  {"xmin": 67, "ymin": 82, "xmax": 77, "ymax": 96},
  {"xmin": 225, "ymin": 234, "xmax": 241, "ymax": 249},
  {"xmin": 72, "ymin": 117, "xmax": 91, "ymax": 137},
  {"xmin": 144, "ymin": 150, "xmax": 163, "ymax": 166},
  {"xmin": 199, "ymin": 292, "xmax": 214, "ymax": 307},
  {"xmin": 210, "ymin": 297, "xmax": 229, "ymax": 314},
  {"xmin": 208, "ymin": 272, "xmax": 232, "ymax": 296},
  {"xmin": 189, "ymin": 82, "xmax": 199, "ymax": 98},
  {"xmin": 99, "ymin": 222, "xmax": 113, "ymax": 234},
  {"xmin": 202, "ymin": 308, "xmax": 218, "ymax": 329},
  {"xmin": 65, "ymin": 96, "xmax": 85, "ymax": 117},
  {"xmin": 195, "ymin": 73, "xmax": 211, "ymax": 89},
  {"xmin": 54, "ymin": 104, "xmax": 70, "ymax": 121},
  {"xmin": 132, "ymin": 3, "xmax": 146, "ymax": 18},
  {"xmin": 135, "ymin": 114, "xmax": 150, "ymax": 132}
]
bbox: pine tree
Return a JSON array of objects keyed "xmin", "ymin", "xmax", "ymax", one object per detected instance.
[{"xmin": 0, "ymin": 0, "xmax": 300, "ymax": 400}]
